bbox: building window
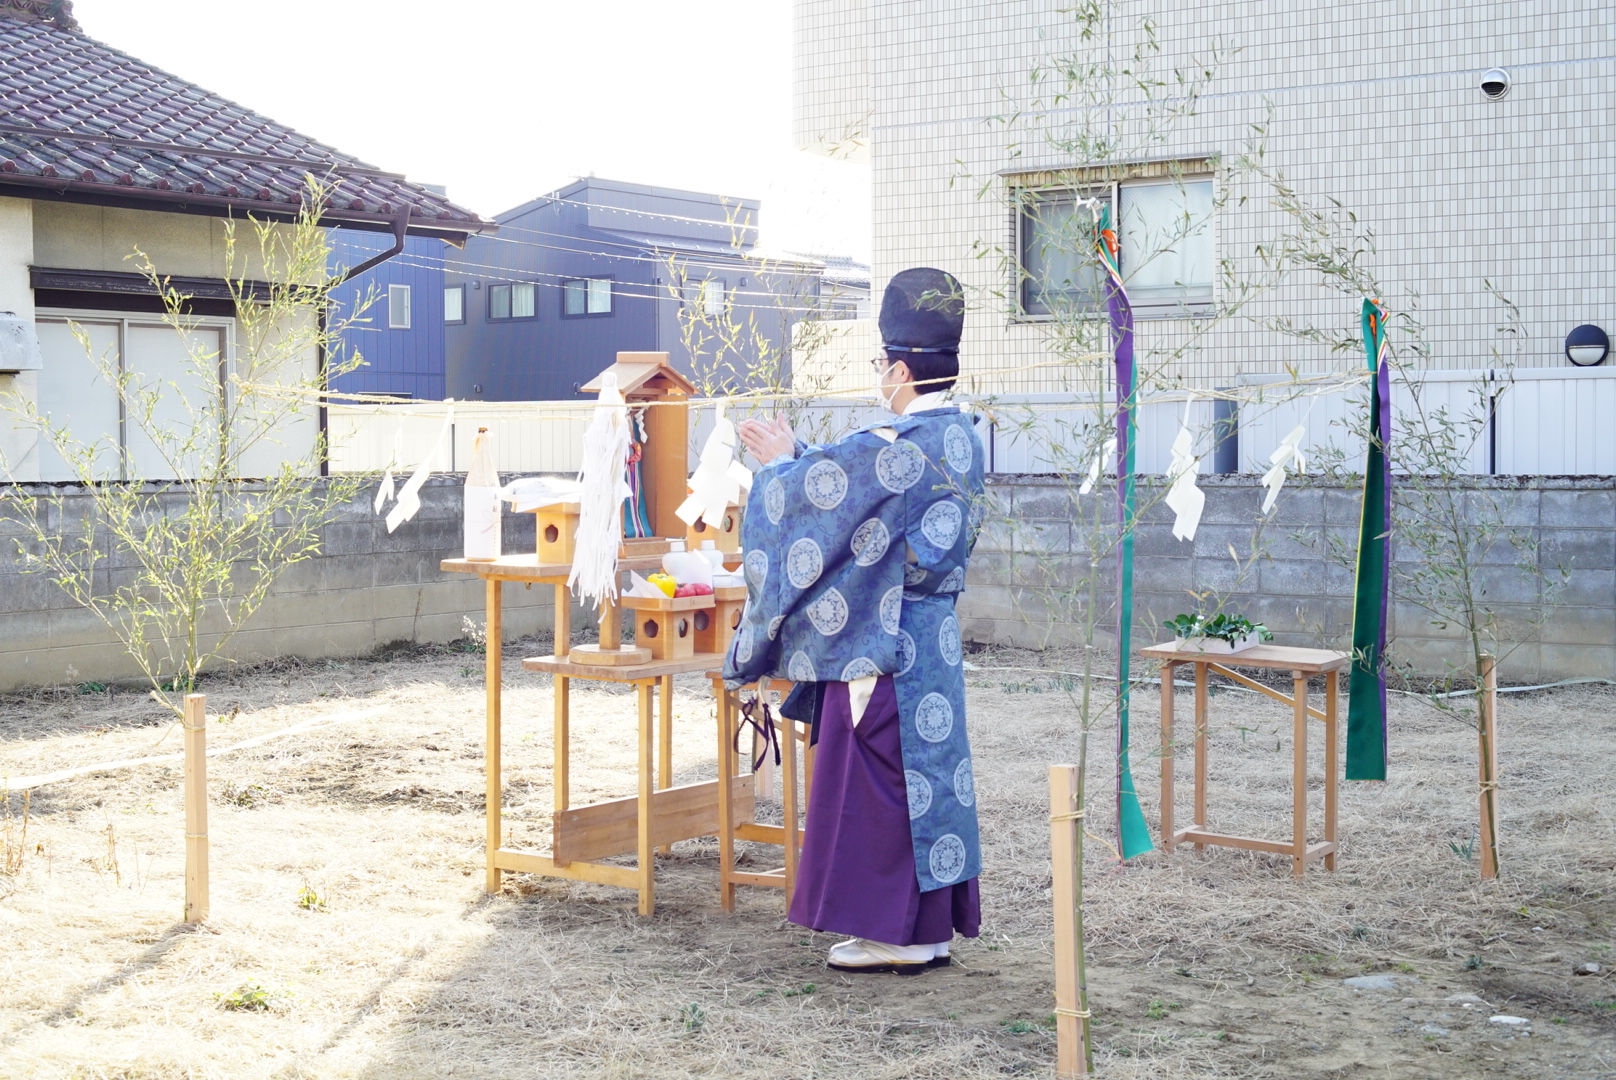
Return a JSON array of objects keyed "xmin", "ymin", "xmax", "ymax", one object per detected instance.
[
  {"xmin": 701, "ymin": 278, "xmax": 726, "ymax": 316},
  {"xmin": 562, "ymin": 277, "xmax": 614, "ymax": 317},
  {"xmin": 388, "ymin": 283, "xmax": 411, "ymax": 329},
  {"xmin": 489, "ymin": 282, "xmax": 536, "ymax": 320},
  {"xmin": 1018, "ymin": 177, "xmax": 1213, "ymax": 316},
  {"xmin": 444, "ymin": 285, "xmax": 465, "ymax": 324}
]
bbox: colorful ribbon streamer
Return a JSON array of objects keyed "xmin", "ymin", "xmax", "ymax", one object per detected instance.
[
  {"xmin": 1098, "ymin": 206, "xmax": 1155, "ymax": 859},
  {"xmin": 1346, "ymin": 298, "xmax": 1392, "ymax": 780}
]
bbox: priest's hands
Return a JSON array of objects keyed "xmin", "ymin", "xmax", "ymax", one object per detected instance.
[{"xmin": 738, "ymin": 416, "xmax": 796, "ymax": 465}]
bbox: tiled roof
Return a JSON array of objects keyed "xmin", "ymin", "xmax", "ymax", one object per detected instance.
[{"xmin": 0, "ymin": 2, "xmax": 492, "ymax": 240}]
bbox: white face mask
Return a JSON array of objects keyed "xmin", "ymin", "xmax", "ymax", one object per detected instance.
[{"xmin": 873, "ymin": 358, "xmax": 899, "ymax": 412}]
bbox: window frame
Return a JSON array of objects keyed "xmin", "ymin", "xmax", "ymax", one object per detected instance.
[
  {"xmin": 387, "ymin": 283, "xmax": 412, "ymax": 330},
  {"xmin": 488, "ymin": 281, "xmax": 538, "ymax": 322},
  {"xmin": 443, "ymin": 284, "xmax": 466, "ymax": 325},
  {"xmin": 701, "ymin": 278, "xmax": 727, "ymax": 317},
  {"xmin": 1015, "ymin": 182, "xmax": 1114, "ymax": 321},
  {"xmin": 33, "ymin": 306, "xmax": 237, "ymax": 482},
  {"xmin": 1013, "ymin": 172, "xmax": 1216, "ymax": 322},
  {"xmin": 560, "ymin": 275, "xmax": 616, "ymax": 319}
]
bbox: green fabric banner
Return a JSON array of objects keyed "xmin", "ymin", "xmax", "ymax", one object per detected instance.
[
  {"xmin": 1346, "ymin": 299, "xmax": 1391, "ymax": 781},
  {"xmin": 1099, "ymin": 206, "xmax": 1155, "ymax": 858}
]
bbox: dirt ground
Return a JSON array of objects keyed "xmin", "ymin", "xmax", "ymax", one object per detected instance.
[{"xmin": 1, "ymin": 637, "xmax": 1613, "ymax": 1080}]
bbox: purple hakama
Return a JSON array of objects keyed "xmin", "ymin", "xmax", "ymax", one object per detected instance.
[{"xmin": 788, "ymin": 676, "xmax": 980, "ymax": 946}]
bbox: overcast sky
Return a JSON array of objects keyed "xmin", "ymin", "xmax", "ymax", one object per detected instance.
[{"xmin": 70, "ymin": 0, "xmax": 871, "ymax": 259}]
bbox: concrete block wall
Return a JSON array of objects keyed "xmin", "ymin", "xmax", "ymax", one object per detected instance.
[
  {"xmin": 0, "ymin": 476, "xmax": 568, "ymax": 692},
  {"xmin": 959, "ymin": 474, "xmax": 1616, "ymax": 683}
]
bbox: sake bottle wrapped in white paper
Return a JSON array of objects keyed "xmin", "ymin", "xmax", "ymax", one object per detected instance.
[{"xmin": 463, "ymin": 427, "xmax": 502, "ymax": 561}]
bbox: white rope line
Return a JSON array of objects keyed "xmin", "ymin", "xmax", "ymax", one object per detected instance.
[
  {"xmin": 3, "ymin": 705, "xmax": 386, "ymax": 792},
  {"xmin": 251, "ymin": 366, "xmax": 1367, "ymax": 414}
]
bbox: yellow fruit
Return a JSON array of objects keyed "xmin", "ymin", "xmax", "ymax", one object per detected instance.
[{"xmin": 647, "ymin": 573, "xmax": 677, "ymax": 597}]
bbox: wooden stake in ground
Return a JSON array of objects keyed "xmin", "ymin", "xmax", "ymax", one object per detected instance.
[
  {"xmin": 1050, "ymin": 758, "xmax": 1092, "ymax": 1076},
  {"xmin": 1478, "ymin": 654, "xmax": 1499, "ymax": 879},
  {"xmin": 183, "ymin": 693, "xmax": 208, "ymax": 923}
]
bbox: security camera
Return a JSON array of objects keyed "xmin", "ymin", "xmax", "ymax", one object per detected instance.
[{"xmin": 1480, "ymin": 68, "xmax": 1510, "ymax": 100}]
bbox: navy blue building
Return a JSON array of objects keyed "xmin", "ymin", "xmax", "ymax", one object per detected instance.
[
  {"xmin": 328, "ymin": 231, "xmax": 450, "ymax": 401},
  {"xmin": 445, "ymin": 178, "xmax": 821, "ymax": 401}
]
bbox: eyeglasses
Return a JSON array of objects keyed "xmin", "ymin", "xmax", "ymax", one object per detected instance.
[{"xmin": 870, "ymin": 356, "xmax": 891, "ymax": 372}]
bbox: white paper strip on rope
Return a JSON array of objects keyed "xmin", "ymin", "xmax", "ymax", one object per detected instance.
[
  {"xmin": 373, "ymin": 468, "xmax": 394, "ymax": 514},
  {"xmin": 1262, "ymin": 424, "xmax": 1307, "ymax": 514},
  {"xmin": 1078, "ymin": 437, "xmax": 1117, "ymax": 496},
  {"xmin": 385, "ymin": 402, "xmax": 454, "ymax": 533},
  {"xmin": 1164, "ymin": 416, "xmax": 1204, "ymax": 542},
  {"xmin": 568, "ymin": 374, "xmax": 633, "ymax": 609},
  {"xmin": 373, "ymin": 429, "xmax": 403, "ymax": 514},
  {"xmin": 677, "ymin": 404, "xmax": 754, "ymax": 530}
]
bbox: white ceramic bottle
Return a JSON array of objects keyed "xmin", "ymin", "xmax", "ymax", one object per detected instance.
[
  {"xmin": 463, "ymin": 427, "xmax": 502, "ymax": 561},
  {"xmin": 661, "ymin": 538, "xmax": 713, "ymax": 587}
]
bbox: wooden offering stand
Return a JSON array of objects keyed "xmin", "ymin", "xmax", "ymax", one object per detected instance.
[
  {"xmin": 708, "ymin": 675, "xmax": 815, "ymax": 910},
  {"xmin": 621, "ymin": 592, "xmax": 713, "ymax": 662},
  {"xmin": 445, "ymin": 352, "xmax": 766, "ymax": 916},
  {"xmin": 694, "ymin": 585, "xmax": 747, "ymax": 655},
  {"xmin": 686, "ymin": 500, "xmax": 742, "ymax": 553},
  {"xmin": 1140, "ymin": 640, "xmax": 1349, "ymax": 878}
]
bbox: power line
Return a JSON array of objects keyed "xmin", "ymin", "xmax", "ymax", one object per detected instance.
[{"xmin": 377, "ymin": 253, "xmax": 838, "ymax": 319}]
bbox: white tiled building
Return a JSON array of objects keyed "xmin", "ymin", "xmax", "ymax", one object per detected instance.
[{"xmin": 794, "ymin": 1, "xmax": 1615, "ymax": 399}]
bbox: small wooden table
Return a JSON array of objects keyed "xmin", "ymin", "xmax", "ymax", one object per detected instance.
[
  {"xmin": 708, "ymin": 675, "xmax": 814, "ymax": 911},
  {"xmin": 1139, "ymin": 641, "xmax": 1349, "ymax": 878},
  {"xmin": 442, "ymin": 554, "xmax": 749, "ymax": 916}
]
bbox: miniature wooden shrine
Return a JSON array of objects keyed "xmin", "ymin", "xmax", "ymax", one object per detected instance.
[{"xmin": 444, "ymin": 352, "xmax": 789, "ymax": 917}]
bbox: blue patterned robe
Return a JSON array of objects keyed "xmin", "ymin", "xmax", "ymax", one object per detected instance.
[{"xmin": 723, "ymin": 407, "xmax": 986, "ymax": 892}]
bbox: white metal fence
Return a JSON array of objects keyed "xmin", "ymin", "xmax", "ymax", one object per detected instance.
[
  {"xmin": 328, "ymin": 402, "xmax": 590, "ymax": 475},
  {"xmin": 326, "ymin": 366, "xmax": 1616, "ymax": 479}
]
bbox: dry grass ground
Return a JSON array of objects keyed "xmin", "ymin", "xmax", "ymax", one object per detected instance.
[{"xmin": 0, "ymin": 639, "xmax": 1612, "ymax": 1079}]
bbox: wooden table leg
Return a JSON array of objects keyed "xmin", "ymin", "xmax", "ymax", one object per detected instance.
[
  {"xmin": 553, "ymin": 583, "xmax": 571, "ymax": 658},
  {"xmin": 637, "ymin": 680, "xmax": 655, "ymax": 916},
  {"xmin": 780, "ymin": 702, "xmax": 800, "ymax": 907},
  {"xmin": 485, "ymin": 578, "xmax": 503, "ymax": 894},
  {"xmin": 658, "ymin": 675, "xmax": 675, "ymax": 854},
  {"xmin": 753, "ymin": 723, "xmax": 775, "ymax": 800},
  {"xmin": 803, "ymin": 731, "xmax": 815, "ymax": 811},
  {"xmin": 1194, "ymin": 661, "xmax": 1208, "ymax": 850},
  {"xmin": 1160, "ymin": 660, "xmax": 1176, "ymax": 852},
  {"xmin": 552, "ymin": 673, "xmax": 570, "ymax": 867},
  {"xmin": 714, "ymin": 681, "xmax": 737, "ymax": 912},
  {"xmin": 1324, "ymin": 669, "xmax": 1339, "ymax": 871},
  {"xmin": 1292, "ymin": 670, "xmax": 1309, "ymax": 878}
]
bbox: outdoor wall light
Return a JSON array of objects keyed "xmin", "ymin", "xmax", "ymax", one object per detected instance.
[
  {"xmin": 1480, "ymin": 68, "xmax": 1510, "ymax": 100},
  {"xmin": 1565, "ymin": 324, "xmax": 1610, "ymax": 366}
]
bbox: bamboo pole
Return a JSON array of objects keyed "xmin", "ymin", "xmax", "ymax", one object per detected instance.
[
  {"xmin": 183, "ymin": 693, "xmax": 208, "ymax": 924},
  {"xmin": 1050, "ymin": 756, "xmax": 1092, "ymax": 1077},
  {"xmin": 1478, "ymin": 654, "xmax": 1499, "ymax": 880}
]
